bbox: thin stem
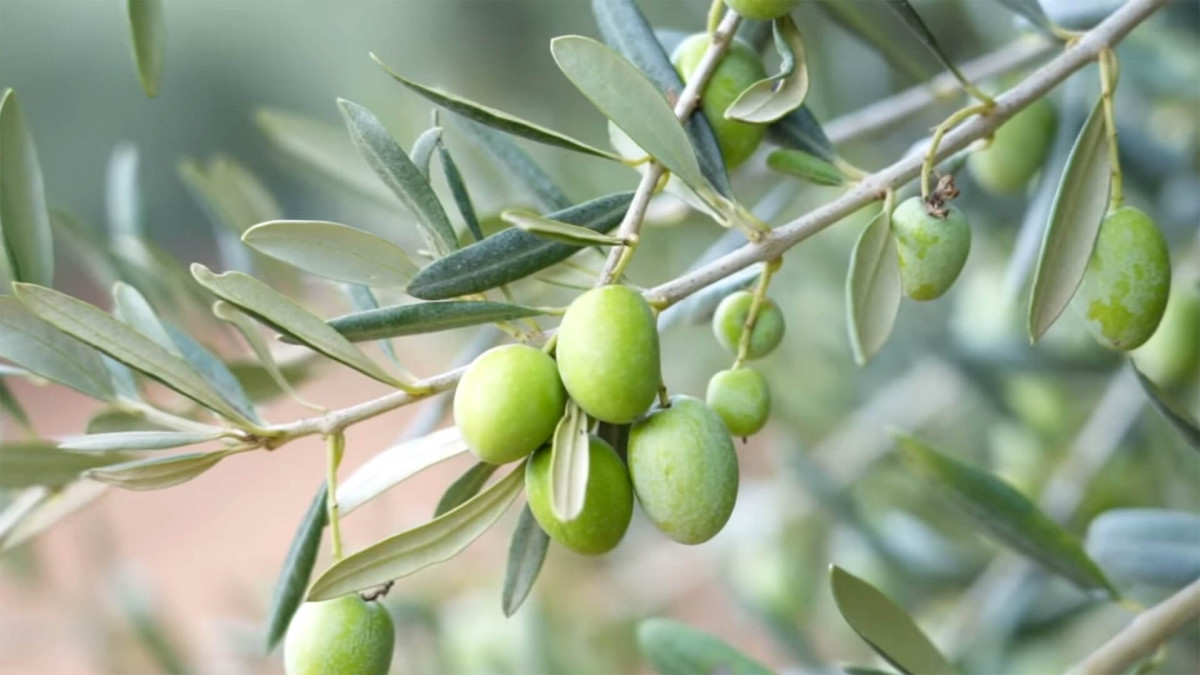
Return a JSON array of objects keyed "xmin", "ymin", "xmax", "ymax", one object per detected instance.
[
  {"xmin": 1098, "ymin": 48, "xmax": 1124, "ymax": 210},
  {"xmin": 326, "ymin": 432, "xmax": 345, "ymax": 561},
  {"xmin": 118, "ymin": 398, "xmax": 249, "ymax": 438},
  {"xmin": 921, "ymin": 103, "xmax": 990, "ymax": 202},
  {"xmin": 1064, "ymin": 578, "xmax": 1200, "ymax": 675},
  {"xmin": 733, "ymin": 258, "xmax": 781, "ymax": 369}
]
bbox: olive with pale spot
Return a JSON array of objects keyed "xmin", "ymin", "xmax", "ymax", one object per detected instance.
[
  {"xmin": 525, "ymin": 436, "xmax": 634, "ymax": 555},
  {"xmin": 284, "ymin": 595, "xmax": 394, "ymax": 675},
  {"xmin": 891, "ymin": 197, "xmax": 972, "ymax": 301},
  {"xmin": 706, "ymin": 368, "xmax": 771, "ymax": 437}
]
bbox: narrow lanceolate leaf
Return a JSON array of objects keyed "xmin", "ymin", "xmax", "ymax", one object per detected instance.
[
  {"xmin": 59, "ymin": 429, "xmax": 225, "ymax": 453},
  {"xmin": 409, "ymin": 126, "xmax": 443, "ymax": 178},
  {"xmin": 436, "ymin": 141, "xmax": 483, "ymax": 242},
  {"xmin": 1133, "ymin": 368, "xmax": 1200, "ymax": 450},
  {"xmin": 373, "ymin": 55, "xmax": 622, "ymax": 162},
  {"xmin": 126, "ymin": 0, "xmax": 165, "ymax": 97},
  {"xmin": 435, "ymin": 462, "xmax": 499, "ymax": 518},
  {"xmin": 165, "ymin": 325, "xmax": 262, "ymax": 425},
  {"xmin": 85, "ymin": 450, "xmax": 233, "ymax": 490},
  {"xmin": 337, "ymin": 427, "xmax": 469, "ymax": 516},
  {"xmin": 0, "ymin": 89, "xmax": 54, "ymax": 287},
  {"xmin": 846, "ymin": 210, "xmax": 901, "ymax": 366},
  {"xmin": 265, "ymin": 482, "xmax": 327, "ymax": 651},
  {"xmin": 113, "ymin": 282, "xmax": 179, "ymax": 355},
  {"xmin": 0, "ymin": 481, "xmax": 108, "ymax": 553},
  {"xmin": 106, "ymin": 143, "xmax": 142, "ymax": 238},
  {"xmin": 829, "ymin": 566, "xmax": 958, "ymax": 675},
  {"xmin": 308, "ymin": 462, "xmax": 524, "ymax": 600},
  {"xmin": 767, "ymin": 105, "xmax": 836, "ymax": 163},
  {"xmin": 767, "ymin": 149, "xmax": 845, "ymax": 186},
  {"xmin": 241, "ymin": 220, "xmax": 417, "ymax": 287},
  {"xmin": 407, "ymin": 192, "xmax": 633, "ymax": 300},
  {"xmin": 637, "ymin": 617, "xmax": 774, "ymax": 675},
  {"xmin": 337, "ymin": 99, "xmax": 458, "ymax": 256},
  {"xmin": 0, "ymin": 297, "xmax": 116, "ymax": 402},
  {"xmin": 727, "ymin": 15, "xmax": 810, "ymax": 124},
  {"xmin": 550, "ymin": 402, "xmax": 589, "ymax": 522},
  {"xmin": 895, "ymin": 433, "xmax": 1117, "ymax": 596},
  {"xmin": 551, "ymin": 36, "xmax": 707, "ymax": 190},
  {"xmin": 323, "ymin": 300, "xmax": 548, "ymax": 343},
  {"xmin": 1028, "ymin": 100, "xmax": 1111, "ymax": 342},
  {"xmin": 881, "ymin": 0, "xmax": 977, "ymax": 95},
  {"xmin": 212, "ymin": 302, "xmax": 315, "ymax": 406},
  {"xmin": 450, "ymin": 116, "xmax": 572, "ymax": 213},
  {"xmin": 0, "ymin": 440, "xmax": 131, "ymax": 488},
  {"xmin": 191, "ymin": 265, "xmax": 410, "ymax": 388},
  {"xmin": 501, "ymin": 505, "xmax": 550, "ymax": 617},
  {"xmin": 503, "ymin": 209, "xmax": 625, "ymax": 247},
  {"xmin": 343, "ymin": 285, "xmax": 400, "ymax": 367},
  {"xmin": 997, "ymin": 0, "xmax": 1059, "ymax": 39}
]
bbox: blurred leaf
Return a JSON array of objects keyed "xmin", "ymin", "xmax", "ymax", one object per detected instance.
[
  {"xmin": 1, "ymin": 88, "xmax": 54, "ymax": 287},
  {"xmin": 322, "ymin": 300, "xmax": 548, "ymax": 343},
  {"xmin": 0, "ymin": 378, "xmax": 32, "ymax": 434},
  {"xmin": 102, "ymin": 356, "xmax": 141, "ymax": 401},
  {"xmin": 307, "ymin": 461, "xmax": 524, "ymax": 601},
  {"xmin": 214, "ymin": 302, "xmax": 317, "ymax": 403},
  {"xmin": 337, "ymin": 427, "xmax": 468, "ymax": 516},
  {"xmin": 727, "ymin": 15, "xmax": 810, "ymax": 124},
  {"xmin": 410, "ymin": 126, "xmax": 443, "ymax": 178},
  {"xmin": 126, "ymin": 0, "xmax": 165, "ymax": 97},
  {"xmin": 0, "ymin": 481, "xmax": 108, "ymax": 552},
  {"xmin": 0, "ymin": 440, "xmax": 131, "ymax": 488},
  {"xmin": 550, "ymin": 402, "xmax": 589, "ymax": 521},
  {"xmin": 895, "ymin": 432, "xmax": 1117, "ymax": 596},
  {"xmin": 846, "ymin": 209, "xmax": 900, "ymax": 365},
  {"xmin": 436, "ymin": 141, "xmax": 484, "ymax": 242},
  {"xmin": 501, "ymin": 504, "xmax": 549, "ymax": 617},
  {"xmin": 1088, "ymin": 509, "xmax": 1200, "ymax": 546},
  {"xmin": 1087, "ymin": 509, "xmax": 1200, "ymax": 589},
  {"xmin": 265, "ymin": 482, "xmax": 327, "ymax": 652},
  {"xmin": 1028, "ymin": 100, "xmax": 1110, "ymax": 342},
  {"xmin": 767, "ymin": 105, "xmax": 837, "ymax": 163},
  {"xmin": 106, "ymin": 143, "xmax": 142, "ymax": 238},
  {"xmin": 450, "ymin": 116, "xmax": 572, "ymax": 212},
  {"xmin": 165, "ymin": 324, "xmax": 262, "ymax": 425},
  {"xmin": 0, "ymin": 296, "xmax": 116, "ymax": 402},
  {"xmin": 178, "ymin": 155, "xmax": 283, "ymax": 233},
  {"xmin": 435, "ymin": 462, "xmax": 498, "ymax": 517},
  {"xmin": 85, "ymin": 408, "xmax": 169, "ymax": 434},
  {"xmin": 85, "ymin": 450, "xmax": 233, "ymax": 490},
  {"xmin": 1133, "ymin": 368, "xmax": 1199, "ymax": 449},
  {"xmin": 407, "ymin": 192, "xmax": 632, "ymax": 300},
  {"xmin": 241, "ymin": 220, "xmax": 417, "ymax": 287},
  {"xmin": 504, "ymin": 209, "xmax": 625, "ymax": 247},
  {"xmin": 112, "ymin": 282, "xmax": 179, "ymax": 355},
  {"xmin": 814, "ymin": 1, "xmax": 930, "ymax": 81},
  {"xmin": 338, "ymin": 98, "xmax": 458, "ymax": 257},
  {"xmin": 59, "ymin": 429, "xmax": 225, "ymax": 452},
  {"xmin": 767, "ymin": 149, "xmax": 845, "ymax": 186},
  {"xmin": 114, "ymin": 567, "xmax": 190, "ymax": 675},
  {"xmin": 829, "ymin": 566, "xmax": 956, "ymax": 675},
  {"xmin": 997, "ymin": 0, "xmax": 1059, "ymax": 39},
  {"xmin": 881, "ymin": 1, "xmax": 979, "ymax": 96},
  {"xmin": 637, "ymin": 617, "xmax": 773, "ymax": 675},
  {"xmin": 841, "ymin": 666, "xmax": 898, "ymax": 675}
]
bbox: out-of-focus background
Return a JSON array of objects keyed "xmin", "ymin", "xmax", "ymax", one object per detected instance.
[{"xmin": 2, "ymin": 0, "xmax": 1198, "ymax": 673}]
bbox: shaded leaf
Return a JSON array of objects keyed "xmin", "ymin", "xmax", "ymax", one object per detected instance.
[
  {"xmin": 450, "ymin": 116, "xmax": 571, "ymax": 213},
  {"xmin": 501, "ymin": 505, "xmax": 549, "ymax": 617},
  {"xmin": 126, "ymin": 0, "xmax": 166, "ymax": 97},
  {"xmin": 637, "ymin": 617, "xmax": 773, "ymax": 675},
  {"xmin": 410, "ymin": 126, "xmax": 443, "ymax": 178},
  {"xmin": 0, "ymin": 481, "xmax": 108, "ymax": 552},
  {"xmin": 881, "ymin": 1, "xmax": 979, "ymax": 96},
  {"xmin": 504, "ymin": 209, "xmax": 625, "ymax": 247},
  {"xmin": 550, "ymin": 402, "xmax": 589, "ymax": 521},
  {"xmin": 1133, "ymin": 367, "xmax": 1199, "ymax": 450},
  {"xmin": 0, "ymin": 296, "xmax": 116, "ymax": 402},
  {"xmin": 814, "ymin": 1, "xmax": 931, "ymax": 82},
  {"xmin": 0, "ymin": 89, "xmax": 54, "ymax": 287},
  {"xmin": 997, "ymin": 0, "xmax": 1059, "ymax": 39},
  {"xmin": 0, "ymin": 440, "xmax": 131, "ymax": 488},
  {"xmin": 59, "ymin": 429, "xmax": 225, "ymax": 453},
  {"xmin": 0, "ymin": 378, "xmax": 32, "ymax": 434},
  {"xmin": 85, "ymin": 450, "xmax": 233, "ymax": 490},
  {"xmin": 767, "ymin": 105, "xmax": 837, "ymax": 163},
  {"xmin": 337, "ymin": 427, "xmax": 468, "ymax": 516},
  {"xmin": 436, "ymin": 141, "xmax": 483, "ymax": 242},
  {"xmin": 727, "ymin": 15, "xmax": 810, "ymax": 124},
  {"xmin": 1087, "ymin": 509, "xmax": 1200, "ymax": 590},
  {"xmin": 322, "ymin": 300, "xmax": 548, "ymax": 343},
  {"xmin": 435, "ymin": 462, "xmax": 498, "ymax": 518},
  {"xmin": 767, "ymin": 149, "xmax": 845, "ymax": 186},
  {"xmin": 112, "ymin": 282, "xmax": 179, "ymax": 355},
  {"xmin": 265, "ymin": 482, "xmax": 327, "ymax": 651},
  {"xmin": 165, "ymin": 324, "xmax": 262, "ymax": 425},
  {"xmin": 241, "ymin": 220, "xmax": 417, "ymax": 287},
  {"xmin": 846, "ymin": 210, "xmax": 900, "ymax": 365}
]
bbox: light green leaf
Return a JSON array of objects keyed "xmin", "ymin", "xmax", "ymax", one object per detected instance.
[
  {"xmin": 321, "ymin": 300, "xmax": 548, "ymax": 343},
  {"xmin": 241, "ymin": 220, "xmax": 417, "ymax": 287},
  {"xmin": 1027, "ymin": 100, "xmax": 1110, "ymax": 342},
  {"xmin": 727, "ymin": 15, "xmax": 810, "ymax": 124},
  {"xmin": 767, "ymin": 149, "xmax": 845, "ymax": 186},
  {"xmin": 637, "ymin": 617, "xmax": 773, "ymax": 675},
  {"xmin": 1, "ymin": 440, "xmax": 131, "ymax": 488},
  {"xmin": 410, "ymin": 126, "xmax": 443, "ymax": 178},
  {"xmin": 1133, "ymin": 367, "xmax": 1199, "ymax": 450},
  {"xmin": 435, "ymin": 462, "xmax": 498, "ymax": 518},
  {"xmin": 165, "ymin": 324, "xmax": 262, "ymax": 425},
  {"xmin": 0, "ymin": 296, "xmax": 116, "ymax": 402},
  {"xmin": 112, "ymin": 282, "xmax": 179, "ymax": 355},
  {"xmin": 830, "ymin": 565, "xmax": 957, "ymax": 675},
  {"xmin": 126, "ymin": 0, "xmax": 166, "ymax": 97},
  {"xmin": 0, "ymin": 88, "xmax": 54, "ymax": 287},
  {"xmin": 214, "ymin": 302, "xmax": 319, "ymax": 406},
  {"xmin": 846, "ymin": 209, "xmax": 900, "ymax": 366},
  {"xmin": 336, "ymin": 427, "xmax": 468, "ymax": 516},
  {"xmin": 265, "ymin": 482, "xmax": 327, "ymax": 651},
  {"xmin": 85, "ymin": 450, "xmax": 234, "ymax": 490},
  {"xmin": 450, "ymin": 116, "xmax": 572, "ymax": 213},
  {"xmin": 501, "ymin": 504, "xmax": 549, "ymax": 618},
  {"xmin": 0, "ymin": 481, "xmax": 108, "ymax": 552},
  {"xmin": 59, "ymin": 429, "xmax": 225, "ymax": 453},
  {"xmin": 307, "ymin": 461, "xmax": 524, "ymax": 600},
  {"xmin": 550, "ymin": 402, "xmax": 589, "ymax": 522},
  {"xmin": 503, "ymin": 208, "xmax": 626, "ymax": 247}
]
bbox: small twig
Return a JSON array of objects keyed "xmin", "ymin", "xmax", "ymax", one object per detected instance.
[
  {"xmin": 732, "ymin": 258, "xmax": 781, "ymax": 369},
  {"xmin": 1097, "ymin": 48, "xmax": 1124, "ymax": 211},
  {"xmin": 1064, "ymin": 578, "xmax": 1200, "ymax": 675}
]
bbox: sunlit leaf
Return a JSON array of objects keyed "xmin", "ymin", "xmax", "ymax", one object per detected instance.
[
  {"xmin": 337, "ymin": 427, "xmax": 468, "ymax": 516},
  {"xmin": 501, "ymin": 505, "xmax": 549, "ymax": 617},
  {"xmin": 550, "ymin": 402, "xmax": 589, "ymax": 521},
  {"xmin": 242, "ymin": 220, "xmax": 417, "ymax": 287},
  {"xmin": 410, "ymin": 126, "xmax": 443, "ymax": 178},
  {"xmin": 1133, "ymin": 367, "xmax": 1199, "ymax": 450},
  {"xmin": 435, "ymin": 462, "xmax": 498, "ymax": 518},
  {"xmin": 767, "ymin": 149, "xmax": 845, "ymax": 186},
  {"xmin": 637, "ymin": 617, "xmax": 773, "ymax": 675},
  {"xmin": 0, "ymin": 440, "xmax": 131, "ymax": 488},
  {"xmin": 0, "ymin": 296, "xmax": 116, "ymax": 402},
  {"xmin": 450, "ymin": 116, "xmax": 572, "ymax": 213},
  {"xmin": 126, "ymin": 0, "xmax": 166, "ymax": 97},
  {"xmin": 85, "ymin": 450, "xmax": 234, "ymax": 490},
  {"xmin": 59, "ymin": 429, "xmax": 225, "ymax": 453},
  {"xmin": 504, "ymin": 209, "xmax": 625, "ymax": 247},
  {"xmin": 265, "ymin": 482, "xmax": 327, "ymax": 651},
  {"xmin": 727, "ymin": 15, "xmax": 810, "ymax": 124},
  {"xmin": 846, "ymin": 209, "xmax": 900, "ymax": 365},
  {"xmin": 0, "ymin": 88, "xmax": 54, "ymax": 288},
  {"xmin": 321, "ymin": 300, "xmax": 548, "ymax": 343}
]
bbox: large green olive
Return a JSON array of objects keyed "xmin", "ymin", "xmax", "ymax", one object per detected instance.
[
  {"xmin": 525, "ymin": 436, "xmax": 634, "ymax": 555},
  {"xmin": 284, "ymin": 595, "xmax": 394, "ymax": 675},
  {"xmin": 1073, "ymin": 207, "xmax": 1171, "ymax": 351},
  {"xmin": 968, "ymin": 97, "xmax": 1057, "ymax": 195},
  {"xmin": 706, "ymin": 368, "xmax": 771, "ymax": 436},
  {"xmin": 628, "ymin": 396, "xmax": 738, "ymax": 544},
  {"xmin": 556, "ymin": 285, "xmax": 661, "ymax": 424},
  {"xmin": 1133, "ymin": 284, "xmax": 1199, "ymax": 386},
  {"xmin": 891, "ymin": 197, "xmax": 972, "ymax": 301},
  {"xmin": 724, "ymin": 0, "xmax": 799, "ymax": 21},
  {"xmin": 712, "ymin": 290, "xmax": 785, "ymax": 360},
  {"xmin": 454, "ymin": 344, "xmax": 566, "ymax": 464},
  {"xmin": 673, "ymin": 34, "xmax": 768, "ymax": 170}
]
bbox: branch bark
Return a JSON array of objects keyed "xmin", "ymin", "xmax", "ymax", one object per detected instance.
[{"xmin": 1064, "ymin": 578, "xmax": 1200, "ymax": 675}]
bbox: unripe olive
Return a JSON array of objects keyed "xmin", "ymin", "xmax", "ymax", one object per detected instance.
[
  {"xmin": 454, "ymin": 344, "xmax": 566, "ymax": 464},
  {"xmin": 724, "ymin": 0, "xmax": 799, "ymax": 21},
  {"xmin": 1073, "ymin": 207, "xmax": 1171, "ymax": 351},
  {"xmin": 968, "ymin": 97, "xmax": 1057, "ymax": 195},
  {"xmin": 712, "ymin": 290, "xmax": 785, "ymax": 360},
  {"xmin": 628, "ymin": 396, "xmax": 738, "ymax": 544},
  {"xmin": 706, "ymin": 368, "xmax": 771, "ymax": 437},
  {"xmin": 891, "ymin": 197, "xmax": 972, "ymax": 301},
  {"xmin": 556, "ymin": 285, "xmax": 661, "ymax": 424},
  {"xmin": 1133, "ymin": 285, "xmax": 1200, "ymax": 387},
  {"xmin": 525, "ymin": 436, "xmax": 634, "ymax": 555},
  {"xmin": 673, "ymin": 34, "xmax": 768, "ymax": 170},
  {"xmin": 284, "ymin": 595, "xmax": 394, "ymax": 675}
]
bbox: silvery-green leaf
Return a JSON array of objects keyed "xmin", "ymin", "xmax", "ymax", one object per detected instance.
[
  {"xmin": 337, "ymin": 427, "xmax": 468, "ymax": 516},
  {"xmin": 1086, "ymin": 509, "xmax": 1200, "ymax": 589},
  {"xmin": 322, "ymin": 300, "xmax": 548, "ymax": 343},
  {"xmin": 1088, "ymin": 509, "xmax": 1200, "ymax": 547},
  {"xmin": 1, "ymin": 440, "xmax": 131, "ymax": 488},
  {"xmin": 265, "ymin": 482, "xmax": 327, "ymax": 651},
  {"xmin": 450, "ymin": 116, "xmax": 572, "ymax": 213},
  {"xmin": 307, "ymin": 462, "xmax": 524, "ymax": 600},
  {"xmin": 103, "ymin": 355, "xmax": 141, "ymax": 400},
  {"xmin": 767, "ymin": 105, "xmax": 837, "ymax": 163},
  {"xmin": 165, "ymin": 324, "xmax": 262, "ymax": 425},
  {"xmin": 1028, "ymin": 99, "xmax": 1110, "ymax": 342},
  {"xmin": 242, "ymin": 220, "xmax": 417, "ymax": 287},
  {"xmin": 726, "ymin": 15, "xmax": 810, "ymax": 124},
  {"xmin": 106, "ymin": 142, "xmax": 142, "ymax": 238},
  {"xmin": 830, "ymin": 565, "xmax": 957, "ymax": 675},
  {"xmin": 637, "ymin": 617, "xmax": 773, "ymax": 675},
  {"xmin": 550, "ymin": 402, "xmax": 589, "ymax": 522},
  {"xmin": 504, "ymin": 209, "xmax": 625, "ymax": 247},
  {"xmin": 214, "ymin": 302, "xmax": 318, "ymax": 406},
  {"xmin": 846, "ymin": 209, "xmax": 900, "ymax": 366},
  {"xmin": 343, "ymin": 285, "xmax": 401, "ymax": 367},
  {"xmin": 0, "ymin": 296, "xmax": 116, "ymax": 402},
  {"xmin": 59, "ymin": 429, "xmax": 225, "ymax": 453},
  {"xmin": 410, "ymin": 126, "xmax": 443, "ymax": 178},
  {"xmin": 435, "ymin": 462, "xmax": 498, "ymax": 518},
  {"xmin": 881, "ymin": 0, "xmax": 980, "ymax": 97},
  {"xmin": 0, "ymin": 378, "xmax": 32, "ymax": 434},
  {"xmin": 0, "ymin": 88, "xmax": 54, "ymax": 288},
  {"xmin": 338, "ymin": 98, "xmax": 458, "ymax": 256},
  {"xmin": 997, "ymin": 0, "xmax": 1059, "ymax": 39},
  {"xmin": 501, "ymin": 505, "xmax": 549, "ymax": 618},
  {"xmin": 112, "ymin": 282, "xmax": 179, "ymax": 355},
  {"xmin": 85, "ymin": 450, "xmax": 233, "ymax": 490},
  {"xmin": 0, "ymin": 481, "xmax": 108, "ymax": 552},
  {"xmin": 767, "ymin": 149, "xmax": 845, "ymax": 186},
  {"xmin": 126, "ymin": 0, "xmax": 165, "ymax": 97},
  {"xmin": 85, "ymin": 408, "xmax": 169, "ymax": 434},
  {"xmin": 436, "ymin": 141, "xmax": 483, "ymax": 242},
  {"xmin": 1133, "ymin": 368, "xmax": 1199, "ymax": 449}
]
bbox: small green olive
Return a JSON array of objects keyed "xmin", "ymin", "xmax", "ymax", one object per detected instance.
[
  {"xmin": 525, "ymin": 436, "xmax": 634, "ymax": 555},
  {"xmin": 1073, "ymin": 207, "xmax": 1172, "ymax": 351},
  {"xmin": 628, "ymin": 396, "xmax": 738, "ymax": 545},
  {"xmin": 706, "ymin": 368, "xmax": 771, "ymax": 436},
  {"xmin": 556, "ymin": 285, "xmax": 661, "ymax": 424},
  {"xmin": 284, "ymin": 595, "xmax": 394, "ymax": 675},
  {"xmin": 891, "ymin": 197, "xmax": 972, "ymax": 301},
  {"xmin": 968, "ymin": 97, "xmax": 1057, "ymax": 195},
  {"xmin": 712, "ymin": 290, "xmax": 785, "ymax": 360},
  {"xmin": 1133, "ymin": 285, "xmax": 1200, "ymax": 386},
  {"xmin": 454, "ymin": 344, "xmax": 566, "ymax": 464},
  {"xmin": 724, "ymin": 0, "xmax": 799, "ymax": 21},
  {"xmin": 673, "ymin": 34, "xmax": 768, "ymax": 170}
]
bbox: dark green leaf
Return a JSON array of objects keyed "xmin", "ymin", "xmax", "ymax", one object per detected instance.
[
  {"xmin": 637, "ymin": 617, "xmax": 773, "ymax": 675},
  {"xmin": 410, "ymin": 126, "xmax": 443, "ymax": 178},
  {"xmin": 165, "ymin": 324, "xmax": 262, "ymax": 425},
  {"xmin": 126, "ymin": 0, "xmax": 166, "ymax": 97},
  {"xmin": 450, "ymin": 116, "xmax": 571, "ymax": 212},
  {"xmin": 241, "ymin": 220, "xmax": 417, "ymax": 287},
  {"xmin": 501, "ymin": 504, "xmax": 549, "ymax": 617},
  {"xmin": 435, "ymin": 462, "xmax": 498, "ymax": 518},
  {"xmin": 60, "ymin": 429, "xmax": 225, "ymax": 452},
  {"xmin": 0, "ymin": 440, "xmax": 130, "ymax": 488},
  {"xmin": 322, "ymin": 300, "xmax": 548, "ymax": 343},
  {"xmin": 265, "ymin": 482, "xmax": 327, "ymax": 651},
  {"xmin": 767, "ymin": 105, "xmax": 837, "ymax": 163},
  {"xmin": 846, "ymin": 209, "xmax": 900, "ymax": 366},
  {"xmin": 85, "ymin": 450, "xmax": 233, "ymax": 490},
  {"xmin": 1133, "ymin": 368, "xmax": 1199, "ymax": 449},
  {"xmin": 997, "ymin": 0, "xmax": 1059, "ymax": 39},
  {"xmin": 1, "ymin": 88, "xmax": 54, "ymax": 287},
  {"xmin": 727, "ymin": 15, "xmax": 810, "ymax": 124},
  {"xmin": 0, "ymin": 296, "xmax": 116, "ymax": 402},
  {"xmin": 436, "ymin": 141, "xmax": 483, "ymax": 242},
  {"xmin": 767, "ymin": 149, "xmax": 845, "ymax": 186},
  {"xmin": 881, "ymin": 1, "xmax": 979, "ymax": 96},
  {"xmin": 504, "ymin": 209, "xmax": 625, "ymax": 247}
]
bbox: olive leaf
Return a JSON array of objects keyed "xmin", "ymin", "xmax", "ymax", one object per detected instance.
[
  {"xmin": 0, "ymin": 378, "xmax": 32, "ymax": 433},
  {"xmin": 829, "ymin": 565, "xmax": 958, "ymax": 675},
  {"xmin": 450, "ymin": 116, "xmax": 572, "ymax": 213},
  {"xmin": 550, "ymin": 402, "xmax": 589, "ymax": 522},
  {"xmin": 767, "ymin": 105, "xmax": 837, "ymax": 163},
  {"xmin": 881, "ymin": 0, "xmax": 981, "ymax": 97},
  {"xmin": 85, "ymin": 450, "xmax": 234, "ymax": 491},
  {"xmin": 410, "ymin": 126, "xmax": 443, "ymax": 178},
  {"xmin": 1133, "ymin": 367, "xmax": 1200, "ymax": 450},
  {"xmin": 501, "ymin": 505, "xmax": 550, "ymax": 617},
  {"xmin": 336, "ymin": 427, "xmax": 469, "ymax": 516},
  {"xmin": 435, "ymin": 462, "xmax": 499, "ymax": 517},
  {"xmin": 997, "ymin": 0, "xmax": 1060, "ymax": 39},
  {"xmin": 0, "ymin": 481, "xmax": 108, "ymax": 553},
  {"xmin": 106, "ymin": 142, "xmax": 142, "ymax": 238},
  {"xmin": 126, "ymin": 0, "xmax": 166, "ymax": 97},
  {"xmin": 436, "ymin": 139, "xmax": 484, "ymax": 242},
  {"xmin": 0, "ymin": 296, "xmax": 117, "ymax": 402},
  {"xmin": 265, "ymin": 481, "xmax": 327, "ymax": 651},
  {"xmin": 814, "ymin": 1, "xmax": 931, "ymax": 82},
  {"xmin": 59, "ymin": 429, "xmax": 226, "ymax": 453},
  {"xmin": 112, "ymin": 282, "xmax": 180, "ymax": 355},
  {"xmin": 343, "ymin": 285, "xmax": 401, "ymax": 368},
  {"xmin": 307, "ymin": 462, "xmax": 524, "ymax": 601},
  {"xmin": 1086, "ymin": 509, "xmax": 1200, "ymax": 589},
  {"xmin": 637, "ymin": 617, "xmax": 773, "ymax": 675},
  {"xmin": 0, "ymin": 440, "xmax": 132, "ymax": 488},
  {"xmin": 85, "ymin": 408, "xmax": 168, "ymax": 435},
  {"xmin": 767, "ymin": 149, "xmax": 845, "ymax": 186},
  {"xmin": 846, "ymin": 209, "xmax": 901, "ymax": 366},
  {"xmin": 1, "ymin": 88, "xmax": 54, "ymax": 288},
  {"xmin": 320, "ymin": 300, "xmax": 548, "ymax": 343},
  {"xmin": 503, "ymin": 209, "xmax": 626, "ymax": 247},
  {"xmin": 241, "ymin": 220, "xmax": 418, "ymax": 287},
  {"xmin": 212, "ymin": 301, "xmax": 317, "ymax": 407},
  {"xmin": 1027, "ymin": 100, "xmax": 1110, "ymax": 342},
  {"xmin": 165, "ymin": 324, "xmax": 262, "ymax": 425},
  {"xmin": 726, "ymin": 15, "xmax": 810, "ymax": 124}
]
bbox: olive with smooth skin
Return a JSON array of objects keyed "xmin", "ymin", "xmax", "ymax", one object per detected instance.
[
  {"xmin": 525, "ymin": 436, "xmax": 634, "ymax": 555},
  {"xmin": 284, "ymin": 595, "xmax": 394, "ymax": 675},
  {"xmin": 968, "ymin": 97, "xmax": 1057, "ymax": 195},
  {"xmin": 1133, "ymin": 284, "xmax": 1199, "ymax": 387},
  {"xmin": 891, "ymin": 197, "xmax": 972, "ymax": 301},
  {"xmin": 673, "ymin": 34, "xmax": 769, "ymax": 170},
  {"xmin": 724, "ymin": 0, "xmax": 799, "ymax": 21},
  {"xmin": 712, "ymin": 290, "xmax": 786, "ymax": 360},
  {"xmin": 706, "ymin": 368, "xmax": 771, "ymax": 437}
]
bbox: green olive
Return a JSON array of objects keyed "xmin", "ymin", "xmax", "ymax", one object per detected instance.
[
  {"xmin": 525, "ymin": 436, "xmax": 634, "ymax": 555},
  {"xmin": 284, "ymin": 595, "xmax": 394, "ymax": 675},
  {"xmin": 556, "ymin": 285, "xmax": 661, "ymax": 424},
  {"xmin": 1133, "ymin": 284, "xmax": 1199, "ymax": 386},
  {"xmin": 1073, "ymin": 207, "xmax": 1172, "ymax": 351},
  {"xmin": 891, "ymin": 197, "xmax": 972, "ymax": 301},
  {"xmin": 724, "ymin": 0, "xmax": 799, "ymax": 21},
  {"xmin": 673, "ymin": 34, "xmax": 768, "ymax": 170},
  {"xmin": 706, "ymin": 368, "xmax": 771, "ymax": 436},
  {"xmin": 968, "ymin": 97, "xmax": 1057, "ymax": 195},
  {"xmin": 454, "ymin": 344, "xmax": 566, "ymax": 464},
  {"xmin": 628, "ymin": 396, "xmax": 738, "ymax": 544},
  {"xmin": 712, "ymin": 290, "xmax": 785, "ymax": 360}
]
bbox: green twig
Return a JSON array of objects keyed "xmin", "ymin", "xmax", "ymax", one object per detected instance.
[
  {"xmin": 1098, "ymin": 48, "xmax": 1124, "ymax": 210},
  {"xmin": 326, "ymin": 432, "xmax": 346, "ymax": 561}
]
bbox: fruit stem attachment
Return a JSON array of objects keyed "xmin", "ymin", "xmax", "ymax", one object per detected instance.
[
  {"xmin": 1098, "ymin": 48, "xmax": 1124, "ymax": 210},
  {"xmin": 733, "ymin": 258, "xmax": 782, "ymax": 369},
  {"xmin": 326, "ymin": 432, "xmax": 346, "ymax": 561},
  {"xmin": 921, "ymin": 103, "xmax": 990, "ymax": 205}
]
